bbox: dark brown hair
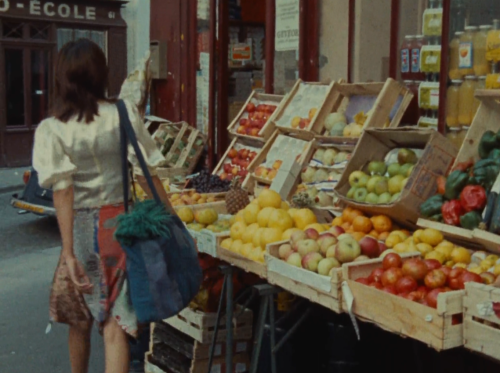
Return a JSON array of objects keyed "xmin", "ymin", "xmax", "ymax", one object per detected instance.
[{"xmin": 52, "ymin": 39, "xmax": 112, "ymax": 123}]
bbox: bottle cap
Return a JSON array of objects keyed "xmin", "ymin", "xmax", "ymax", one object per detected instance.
[
  {"xmin": 451, "ymin": 80, "xmax": 463, "ymax": 84},
  {"xmin": 480, "ymin": 25, "xmax": 492, "ymax": 30},
  {"xmin": 455, "ymin": 31, "xmax": 464, "ymax": 36},
  {"xmin": 465, "ymin": 26, "xmax": 478, "ymax": 31},
  {"xmin": 465, "ymin": 75, "xmax": 477, "ymax": 80}
]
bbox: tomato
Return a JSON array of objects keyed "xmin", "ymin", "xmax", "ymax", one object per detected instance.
[
  {"xmin": 396, "ymin": 276, "xmax": 418, "ymax": 294},
  {"xmin": 448, "ymin": 268, "xmax": 465, "ymax": 290},
  {"xmin": 369, "ymin": 282, "xmax": 384, "ymax": 290},
  {"xmin": 407, "ymin": 291, "xmax": 423, "ymax": 301},
  {"xmin": 426, "ymin": 288, "xmax": 447, "ymax": 308},
  {"xmin": 382, "ymin": 285, "xmax": 398, "ymax": 295},
  {"xmin": 246, "ymin": 103, "xmax": 256, "ymax": 113},
  {"xmin": 416, "ymin": 285, "xmax": 429, "ymax": 299},
  {"xmin": 355, "ymin": 277, "xmax": 370, "ymax": 285},
  {"xmin": 460, "ymin": 272, "xmax": 482, "ymax": 288},
  {"xmin": 382, "ymin": 253, "xmax": 403, "ymax": 270},
  {"xmin": 402, "ymin": 259, "xmax": 429, "ymax": 282},
  {"xmin": 440, "ymin": 266, "xmax": 452, "ymax": 278},
  {"xmin": 381, "ymin": 268, "xmax": 404, "ymax": 286},
  {"xmin": 423, "ymin": 259, "xmax": 442, "ymax": 271},
  {"xmin": 368, "ymin": 268, "xmax": 385, "ymax": 283},
  {"xmin": 424, "ymin": 269, "xmax": 447, "ymax": 289}
]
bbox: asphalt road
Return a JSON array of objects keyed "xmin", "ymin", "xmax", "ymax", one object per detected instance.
[{"xmin": 0, "ymin": 191, "xmax": 104, "ymax": 373}]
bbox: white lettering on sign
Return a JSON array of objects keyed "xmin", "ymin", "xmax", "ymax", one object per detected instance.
[
  {"xmin": 86, "ymin": 7, "xmax": 95, "ymax": 20},
  {"xmin": 30, "ymin": 0, "xmax": 40, "ymax": 15},
  {"xmin": 74, "ymin": 5, "xmax": 83, "ymax": 19},
  {"xmin": 43, "ymin": 1, "xmax": 54, "ymax": 16},
  {"xmin": 58, "ymin": 3, "xmax": 69, "ymax": 18},
  {"xmin": 275, "ymin": 0, "xmax": 300, "ymax": 52},
  {"xmin": 0, "ymin": 0, "xmax": 10, "ymax": 12}
]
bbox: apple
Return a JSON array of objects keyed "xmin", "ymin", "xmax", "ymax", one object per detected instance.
[
  {"xmin": 256, "ymin": 104, "xmax": 266, "ymax": 112},
  {"xmin": 359, "ymin": 236, "xmax": 380, "ymax": 259},
  {"xmin": 290, "ymin": 230, "xmax": 307, "ymax": 248},
  {"xmin": 378, "ymin": 242, "xmax": 388, "ymax": 256},
  {"xmin": 317, "ymin": 234, "xmax": 338, "ymax": 256},
  {"xmin": 390, "ymin": 193, "xmax": 401, "ymax": 203},
  {"xmin": 426, "ymin": 288, "xmax": 447, "ymax": 308},
  {"xmin": 335, "ymin": 236, "xmax": 361, "ymax": 263},
  {"xmin": 398, "ymin": 149, "xmax": 418, "ymax": 165},
  {"xmin": 246, "ymin": 103, "xmax": 256, "ymax": 113},
  {"xmin": 375, "ymin": 179, "xmax": 389, "ymax": 195},
  {"xmin": 388, "ymin": 175, "xmax": 405, "ymax": 194},
  {"xmin": 424, "ymin": 269, "xmax": 447, "ymax": 289},
  {"xmin": 220, "ymin": 172, "xmax": 228, "ymax": 181},
  {"xmin": 273, "ymin": 160, "xmax": 283, "ymax": 170},
  {"xmin": 238, "ymin": 169, "xmax": 249, "ymax": 178},
  {"xmin": 240, "ymin": 160, "xmax": 250, "ymax": 169},
  {"xmin": 317, "ymin": 258, "xmax": 341, "ymax": 276},
  {"xmin": 377, "ymin": 192, "xmax": 392, "ymax": 204},
  {"xmin": 365, "ymin": 193, "xmax": 379, "ymax": 204},
  {"xmin": 399, "ymin": 163, "xmax": 414, "ymax": 177},
  {"xmin": 337, "ymin": 233, "xmax": 352, "ymax": 241},
  {"xmin": 287, "ymin": 253, "xmax": 302, "ymax": 267},
  {"xmin": 304, "ymin": 228, "xmax": 320, "ymax": 240},
  {"xmin": 387, "ymin": 163, "xmax": 401, "ymax": 177},
  {"xmin": 255, "ymin": 112, "xmax": 265, "ymax": 120},
  {"xmin": 267, "ymin": 105, "xmax": 277, "ymax": 113},
  {"xmin": 302, "ymin": 252, "xmax": 323, "ymax": 272},
  {"xmin": 402, "ymin": 259, "xmax": 429, "ymax": 281},
  {"xmin": 353, "ymin": 188, "xmax": 368, "ymax": 202},
  {"xmin": 223, "ymin": 163, "xmax": 232, "ymax": 173},
  {"xmin": 237, "ymin": 126, "xmax": 247, "ymax": 135},
  {"xmin": 279, "ymin": 244, "xmax": 293, "ymax": 260},
  {"xmin": 296, "ymin": 239, "xmax": 320, "ymax": 256},
  {"xmin": 354, "ymin": 255, "xmax": 370, "ymax": 262},
  {"xmin": 349, "ymin": 171, "xmax": 370, "ymax": 188},
  {"xmin": 328, "ymin": 226, "xmax": 345, "ymax": 238},
  {"xmin": 255, "ymin": 167, "xmax": 269, "ymax": 178},
  {"xmin": 325, "ymin": 245, "xmax": 336, "ymax": 259},
  {"xmin": 381, "ymin": 267, "xmax": 404, "ymax": 286},
  {"xmin": 291, "ymin": 116, "xmax": 301, "ymax": 128},
  {"xmin": 367, "ymin": 161, "xmax": 387, "ymax": 176},
  {"xmin": 268, "ymin": 169, "xmax": 278, "ymax": 180},
  {"xmin": 299, "ymin": 118, "xmax": 311, "ymax": 129},
  {"xmin": 347, "ymin": 187, "xmax": 357, "ymax": 199},
  {"xmin": 367, "ymin": 176, "xmax": 383, "ymax": 193},
  {"xmin": 228, "ymin": 148, "xmax": 238, "ymax": 159}
]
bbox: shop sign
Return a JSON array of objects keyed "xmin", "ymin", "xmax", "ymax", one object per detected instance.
[
  {"xmin": 275, "ymin": 0, "xmax": 299, "ymax": 52},
  {"xmin": 0, "ymin": 0, "xmax": 122, "ymax": 24},
  {"xmin": 231, "ymin": 43, "xmax": 252, "ymax": 61}
]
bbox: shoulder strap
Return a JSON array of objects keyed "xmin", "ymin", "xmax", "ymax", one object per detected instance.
[{"xmin": 117, "ymin": 100, "xmax": 162, "ymax": 211}]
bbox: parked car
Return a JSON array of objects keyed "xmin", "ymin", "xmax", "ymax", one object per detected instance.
[{"xmin": 10, "ymin": 168, "xmax": 55, "ymax": 216}]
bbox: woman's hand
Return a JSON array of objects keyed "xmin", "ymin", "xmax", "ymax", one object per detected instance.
[{"xmin": 65, "ymin": 256, "xmax": 93, "ymax": 294}]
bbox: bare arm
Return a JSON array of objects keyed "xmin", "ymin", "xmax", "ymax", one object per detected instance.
[{"xmin": 136, "ymin": 175, "xmax": 177, "ymax": 215}]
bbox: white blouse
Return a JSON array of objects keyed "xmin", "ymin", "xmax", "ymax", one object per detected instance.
[{"xmin": 33, "ymin": 100, "xmax": 165, "ymax": 209}]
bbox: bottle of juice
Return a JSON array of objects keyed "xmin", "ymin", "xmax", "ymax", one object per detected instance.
[
  {"xmin": 411, "ymin": 36, "xmax": 427, "ymax": 81},
  {"xmin": 472, "ymin": 76, "xmax": 486, "ymax": 116},
  {"xmin": 486, "ymin": 62, "xmax": 500, "ymax": 88},
  {"xmin": 459, "ymin": 26, "xmax": 478, "ymax": 77},
  {"xmin": 474, "ymin": 26, "xmax": 492, "ymax": 76},
  {"xmin": 449, "ymin": 32, "xmax": 464, "ymax": 80},
  {"xmin": 446, "ymin": 80, "xmax": 462, "ymax": 128},
  {"xmin": 423, "ymin": 0, "xmax": 443, "ymax": 39},
  {"xmin": 458, "ymin": 76, "xmax": 477, "ymax": 126},
  {"xmin": 401, "ymin": 36, "xmax": 415, "ymax": 80},
  {"xmin": 487, "ymin": 19, "xmax": 500, "ymax": 63}
]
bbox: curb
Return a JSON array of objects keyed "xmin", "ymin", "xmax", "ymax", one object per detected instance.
[{"xmin": 0, "ymin": 184, "xmax": 25, "ymax": 195}]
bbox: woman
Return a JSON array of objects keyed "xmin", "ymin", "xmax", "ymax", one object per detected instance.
[{"xmin": 33, "ymin": 39, "xmax": 170, "ymax": 373}]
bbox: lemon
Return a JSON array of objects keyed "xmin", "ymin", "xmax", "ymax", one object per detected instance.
[
  {"xmin": 220, "ymin": 238, "xmax": 233, "ymax": 250},
  {"xmin": 450, "ymin": 247, "xmax": 471, "ymax": 264},
  {"xmin": 416, "ymin": 243, "xmax": 433, "ymax": 256},
  {"xmin": 425, "ymin": 251, "xmax": 446, "ymax": 264},
  {"xmin": 420, "ymin": 229, "xmax": 444, "ymax": 246}
]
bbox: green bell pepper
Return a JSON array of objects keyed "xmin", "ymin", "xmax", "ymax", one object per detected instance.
[
  {"xmin": 460, "ymin": 211, "xmax": 482, "ymax": 230},
  {"xmin": 473, "ymin": 159, "xmax": 500, "ymax": 190},
  {"xmin": 489, "ymin": 148, "xmax": 500, "ymax": 160},
  {"xmin": 420, "ymin": 194, "xmax": 444, "ymax": 218},
  {"xmin": 444, "ymin": 171, "xmax": 469, "ymax": 200},
  {"xmin": 479, "ymin": 131, "xmax": 500, "ymax": 159}
]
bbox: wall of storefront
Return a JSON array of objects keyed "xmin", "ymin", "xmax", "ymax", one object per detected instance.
[{"xmin": 122, "ymin": 0, "xmax": 150, "ymax": 73}]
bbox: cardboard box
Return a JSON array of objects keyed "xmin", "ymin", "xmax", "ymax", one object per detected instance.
[{"xmin": 334, "ymin": 128, "xmax": 458, "ymax": 226}]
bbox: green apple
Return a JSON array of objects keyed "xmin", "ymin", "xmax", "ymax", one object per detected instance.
[
  {"xmin": 401, "ymin": 177, "xmax": 409, "ymax": 190},
  {"xmin": 375, "ymin": 178, "xmax": 389, "ymax": 195},
  {"xmin": 353, "ymin": 188, "xmax": 368, "ymax": 202},
  {"xmin": 390, "ymin": 192, "xmax": 401, "ymax": 203},
  {"xmin": 387, "ymin": 163, "xmax": 401, "ymax": 177},
  {"xmin": 347, "ymin": 186, "xmax": 357, "ymax": 199},
  {"xmin": 399, "ymin": 163, "xmax": 414, "ymax": 177},
  {"xmin": 388, "ymin": 175, "xmax": 405, "ymax": 194},
  {"xmin": 378, "ymin": 192, "xmax": 392, "ymax": 204},
  {"xmin": 366, "ymin": 192, "xmax": 379, "ymax": 204},
  {"xmin": 367, "ymin": 176, "xmax": 382, "ymax": 193},
  {"xmin": 406, "ymin": 165, "xmax": 415, "ymax": 177},
  {"xmin": 398, "ymin": 148, "xmax": 418, "ymax": 165},
  {"xmin": 367, "ymin": 161, "xmax": 387, "ymax": 176},
  {"xmin": 349, "ymin": 171, "xmax": 369, "ymax": 188}
]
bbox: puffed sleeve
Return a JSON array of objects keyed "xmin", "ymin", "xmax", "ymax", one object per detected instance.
[
  {"xmin": 33, "ymin": 120, "xmax": 77, "ymax": 191},
  {"xmin": 124, "ymin": 100, "xmax": 165, "ymax": 176}
]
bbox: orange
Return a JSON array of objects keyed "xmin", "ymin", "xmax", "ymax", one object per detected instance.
[
  {"xmin": 346, "ymin": 227, "xmax": 356, "ymax": 234},
  {"xmin": 351, "ymin": 232, "xmax": 366, "ymax": 242},
  {"xmin": 341, "ymin": 207, "xmax": 354, "ymax": 223},
  {"xmin": 343, "ymin": 208, "xmax": 364, "ymax": 224},
  {"xmin": 368, "ymin": 230, "xmax": 379, "ymax": 239},
  {"xmin": 378, "ymin": 232, "xmax": 390, "ymax": 242},
  {"xmin": 352, "ymin": 216, "xmax": 373, "ymax": 234},
  {"xmin": 371, "ymin": 215, "xmax": 392, "ymax": 233},
  {"xmin": 341, "ymin": 222, "xmax": 352, "ymax": 231},
  {"xmin": 332, "ymin": 216, "xmax": 344, "ymax": 227}
]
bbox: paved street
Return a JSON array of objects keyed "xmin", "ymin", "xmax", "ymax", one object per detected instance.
[{"xmin": 0, "ymin": 191, "xmax": 104, "ymax": 373}]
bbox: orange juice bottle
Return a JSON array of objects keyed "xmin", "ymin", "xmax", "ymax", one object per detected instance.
[
  {"xmin": 486, "ymin": 62, "xmax": 500, "ymax": 88},
  {"xmin": 446, "ymin": 80, "xmax": 462, "ymax": 128},
  {"xmin": 474, "ymin": 26, "xmax": 492, "ymax": 76},
  {"xmin": 459, "ymin": 26, "xmax": 478, "ymax": 77},
  {"xmin": 487, "ymin": 19, "xmax": 500, "ymax": 63},
  {"xmin": 458, "ymin": 76, "xmax": 477, "ymax": 126},
  {"xmin": 449, "ymin": 32, "xmax": 463, "ymax": 80}
]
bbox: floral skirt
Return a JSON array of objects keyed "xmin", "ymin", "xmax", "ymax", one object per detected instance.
[{"xmin": 49, "ymin": 204, "xmax": 138, "ymax": 338}]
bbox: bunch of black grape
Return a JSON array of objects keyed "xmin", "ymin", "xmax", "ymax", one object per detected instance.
[{"xmin": 192, "ymin": 169, "xmax": 231, "ymax": 193}]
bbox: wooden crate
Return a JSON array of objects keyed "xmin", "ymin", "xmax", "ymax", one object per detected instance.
[
  {"xmin": 272, "ymin": 79, "xmax": 332, "ymax": 140},
  {"xmin": 266, "ymin": 240, "xmax": 343, "ymax": 313},
  {"xmin": 163, "ymin": 122, "xmax": 207, "ymax": 174},
  {"xmin": 311, "ymin": 79, "xmax": 413, "ymax": 144},
  {"xmin": 342, "ymin": 255, "xmax": 465, "ymax": 351},
  {"xmin": 228, "ymin": 91, "xmax": 285, "ymax": 142},
  {"xmin": 417, "ymin": 218, "xmax": 484, "ymax": 250},
  {"xmin": 157, "ymin": 167, "xmax": 191, "ymax": 186},
  {"xmin": 151, "ymin": 322, "xmax": 251, "ymax": 361},
  {"xmin": 463, "ymin": 281, "xmax": 500, "ymax": 360},
  {"xmin": 188, "ymin": 229, "xmax": 228, "ymax": 258},
  {"xmin": 212, "ymin": 137, "xmax": 264, "ymax": 180},
  {"xmin": 164, "ymin": 307, "xmax": 253, "ymax": 344},
  {"xmin": 169, "ymin": 190, "xmax": 228, "ymax": 213},
  {"xmin": 216, "ymin": 246, "xmax": 267, "ymax": 279}
]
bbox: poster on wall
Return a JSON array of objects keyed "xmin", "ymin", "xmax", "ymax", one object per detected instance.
[{"xmin": 275, "ymin": 0, "xmax": 300, "ymax": 52}]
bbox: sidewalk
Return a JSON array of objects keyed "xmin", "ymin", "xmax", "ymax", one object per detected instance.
[{"xmin": 0, "ymin": 167, "xmax": 29, "ymax": 194}]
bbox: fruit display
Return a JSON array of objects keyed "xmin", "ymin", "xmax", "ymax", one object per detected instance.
[
  {"xmin": 216, "ymin": 142, "xmax": 259, "ymax": 181},
  {"xmin": 346, "ymin": 148, "xmax": 419, "ymax": 204},
  {"xmin": 353, "ymin": 253, "xmax": 496, "ymax": 308},
  {"xmin": 420, "ymin": 130, "xmax": 500, "ymax": 231},
  {"xmin": 133, "ymin": 179, "xmax": 170, "ymax": 201},
  {"xmin": 178, "ymin": 207, "xmax": 231, "ymax": 233},
  {"xmin": 220, "ymin": 189, "xmax": 322, "ymax": 264},
  {"xmin": 232, "ymin": 98, "xmax": 278, "ymax": 138},
  {"xmin": 191, "ymin": 169, "xmax": 231, "ymax": 193},
  {"xmin": 274, "ymin": 82, "xmax": 330, "ymax": 131},
  {"xmin": 170, "ymin": 189, "xmax": 224, "ymax": 207},
  {"xmin": 252, "ymin": 134, "xmax": 309, "ymax": 182}
]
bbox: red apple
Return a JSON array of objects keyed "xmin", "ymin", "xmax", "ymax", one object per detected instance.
[
  {"xmin": 299, "ymin": 118, "xmax": 311, "ymax": 129},
  {"xmin": 239, "ymin": 160, "xmax": 250, "ymax": 169},
  {"xmin": 424, "ymin": 269, "xmax": 447, "ymax": 289},
  {"xmin": 256, "ymin": 104, "xmax": 266, "ymax": 112},
  {"xmin": 448, "ymin": 268, "xmax": 465, "ymax": 290},
  {"xmin": 378, "ymin": 242, "xmax": 388, "ymax": 256},
  {"xmin": 267, "ymin": 105, "xmax": 277, "ymax": 113},
  {"xmin": 220, "ymin": 172, "xmax": 228, "ymax": 181},
  {"xmin": 396, "ymin": 276, "xmax": 418, "ymax": 294},
  {"xmin": 415, "ymin": 285, "xmax": 429, "ymax": 299},
  {"xmin": 238, "ymin": 169, "xmax": 248, "ymax": 178},
  {"xmin": 248, "ymin": 152, "xmax": 257, "ymax": 160},
  {"xmin": 381, "ymin": 267, "xmax": 404, "ymax": 287},
  {"xmin": 231, "ymin": 167, "xmax": 239, "ymax": 176},
  {"xmin": 402, "ymin": 259, "xmax": 429, "ymax": 282},
  {"xmin": 382, "ymin": 253, "xmax": 403, "ymax": 270},
  {"xmin": 239, "ymin": 118, "xmax": 249, "ymax": 127},
  {"xmin": 223, "ymin": 163, "xmax": 232, "ymax": 173},
  {"xmin": 237, "ymin": 126, "xmax": 247, "ymax": 135},
  {"xmin": 368, "ymin": 268, "xmax": 385, "ymax": 283},
  {"xmin": 359, "ymin": 236, "xmax": 380, "ymax": 259},
  {"xmin": 460, "ymin": 272, "xmax": 482, "ymax": 288},
  {"xmin": 246, "ymin": 103, "xmax": 256, "ymax": 113},
  {"xmin": 329, "ymin": 226, "xmax": 345, "ymax": 238},
  {"xmin": 255, "ymin": 112, "xmax": 265, "ymax": 120},
  {"xmin": 426, "ymin": 288, "xmax": 447, "ymax": 308},
  {"xmin": 228, "ymin": 148, "xmax": 238, "ymax": 159},
  {"xmin": 249, "ymin": 128, "xmax": 260, "ymax": 137},
  {"xmin": 304, "ymin": 228, "xmax": 320, "ymax": 240},
  {"xmin": 423, "ymin": 259, "xmax": 441, "ymax": 271},
  {"xmin": 405, "ymin": 292, "xmax": 422, "ymax": 302},
  {"xmin": 440, "ymin": 266, "xmax": 452, "ymax": 278}
]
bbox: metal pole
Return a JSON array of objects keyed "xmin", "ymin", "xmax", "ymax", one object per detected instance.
[
  {"xmin": 225, "ymin": 267, "xmax": 234, "ymax": 372},
  {"xmin": 207, "ymin": 274, "xmax": 228, "ymax": 372},
  {"xmin": 250, "ymin": 296, "xmax": 269, "ymax": 373},
  {"xmin": 268, "ymin": 294, "xmax": 277, "ymax": 373}
]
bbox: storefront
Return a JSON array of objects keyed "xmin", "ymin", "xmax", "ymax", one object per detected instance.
[{"xmin": 0, "ymin": 0, "xmax": 127, "ymax": 167}]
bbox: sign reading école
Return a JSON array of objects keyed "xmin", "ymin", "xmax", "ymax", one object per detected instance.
[
  {"xmin": 275, "ymin": 0, "xmax": 299, "ymax": 52},
  {"xmin": 0, "ymin": 0, "xmax": 116, "ymax": 21}
]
